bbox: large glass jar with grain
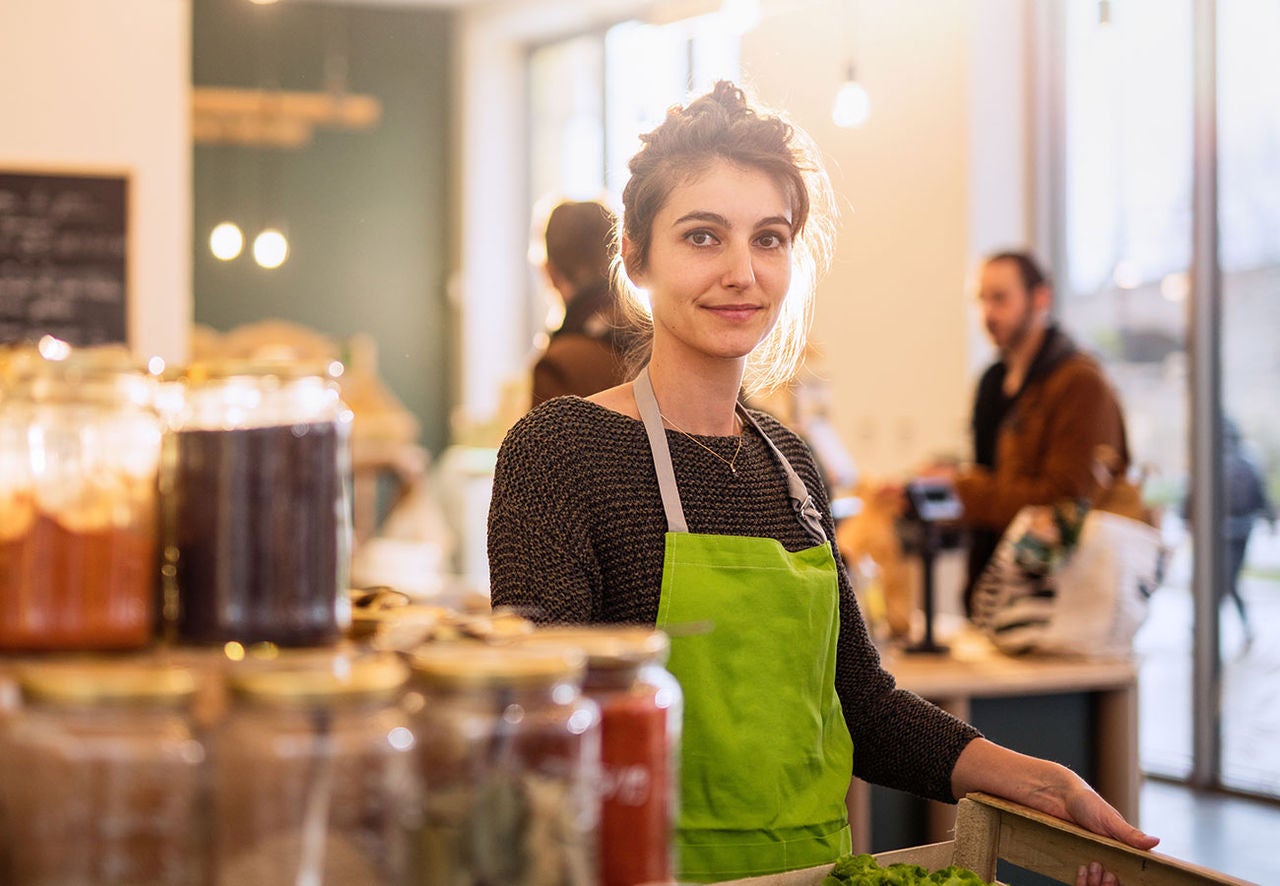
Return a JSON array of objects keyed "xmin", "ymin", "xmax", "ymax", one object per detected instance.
[
  {"xmin": 212, "ymin": 651, "xmax": 414, "ymax": 885},
  {"xmin": 158, "ymin": 360, "xmax": 352, "ymax": 646},
  {"xmin": 0, "ymin": 340, "xmax": 162, "ymax": 650},
  {"xmin": 406, "ymin": 643, "xmax": 602, "ymax": 885},
  {"xmin": 0, "ymin": 661, "xmax": 208, "ymax": 884}
]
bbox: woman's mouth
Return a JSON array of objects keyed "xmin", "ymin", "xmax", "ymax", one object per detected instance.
[{"xmin": 705, "ymin": 304, "xmax": 761, "ymax": 322}]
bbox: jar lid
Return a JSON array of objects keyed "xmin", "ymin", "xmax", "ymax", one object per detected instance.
[
  {"xmin": 18, "ymin": 661, "xmax": 197, "ymax": 704},
  {"xmin": 3, "ymin": 341, "xmax": 155, "ymax": 407},
  {"xmin": 228, "ymin": 652, "xmax": 408, "ymax": 703},
  {"xmin": 408, "ymin": 643, "xmax": 585, "ymax": 689},
  {"xmin": 516, "ymin": 626, "xmax": 670, "ymax": 670},
  {"xmin": 170, "ymin": 358, "xmax": 347, "ymax": 430},
  {"xmin": 181, "ymin": 357, "xmax": 344, "ymax": 386}
]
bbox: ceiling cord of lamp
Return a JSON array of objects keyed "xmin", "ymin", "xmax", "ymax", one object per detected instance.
[{"xmin": 831, "ymin": 0, "xmax": 869, "ymax": 129}]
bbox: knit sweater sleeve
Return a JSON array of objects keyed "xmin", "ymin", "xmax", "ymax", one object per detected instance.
[{"xmin": 487, "ymin": 402, "xmax": 603, "ymax": 622}]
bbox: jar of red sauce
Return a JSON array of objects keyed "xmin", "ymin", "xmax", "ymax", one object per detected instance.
[
  {"xmin": 0, "ymin": 341, "xmax": 162, "ymax": 650},
  {"xmin": 519, "ymin": 627, "xmax": 683, "ymax": 886}
]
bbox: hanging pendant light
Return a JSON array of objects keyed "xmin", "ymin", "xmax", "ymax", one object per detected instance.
[
  {"xmin": 209, "ymin": 222, "xmax": 245, "ymax": 261},
  {"xmin": 253, "ymin": 228, "xmax": 289, "ymax": 269},
  {"xmin": 832, "ymin": 63, "xmax": 871, "ymax": 129}
]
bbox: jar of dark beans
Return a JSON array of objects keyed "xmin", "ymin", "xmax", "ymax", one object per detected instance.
[{"xmin": 159, "ymin": 360, "xmax": 352, "ymax": 646}]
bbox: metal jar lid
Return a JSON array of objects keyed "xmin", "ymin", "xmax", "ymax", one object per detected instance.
[
  {"xmin": 18, "ymin": 661, "xmax": 197, "ymax": 705},
  {"xmin": 516, "ymin": 626, "xmax": 670, "ymax": 671},
  {"xmin": 408, "ymin": 643, "xmax": 586, "ymax": 690},
  {"xmin": 228, "ymin": 652, "xmax": 408, "ymax": 704},
  {"xmin": 2, "ymin": 340, "xmax": 156, "ymax": 409}
]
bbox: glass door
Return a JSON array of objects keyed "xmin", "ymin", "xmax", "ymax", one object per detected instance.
[
  {"xmin": 1216, "ymin": 0, "xmax": 1280, "ymax": 798},
  {"xmin": 1055, "ymin": 0, "xmax": 1280, "ymax": 799}
]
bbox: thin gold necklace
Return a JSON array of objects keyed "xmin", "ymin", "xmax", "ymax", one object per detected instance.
[{"xmin": 659, "ymin": 410, "xmax": 744, "ymax": 476}]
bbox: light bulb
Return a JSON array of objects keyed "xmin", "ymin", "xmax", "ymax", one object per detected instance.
[
  {"xmin": 209, "ymin": 222, "xmax": 244, "ymax": 261},
  {"xmin": 253, "ymin": 228, "xmax": 289, "ymax": 269},
  {"xmin": 832, "ymin": 77, "xmax": 871, "ymax": 129}
]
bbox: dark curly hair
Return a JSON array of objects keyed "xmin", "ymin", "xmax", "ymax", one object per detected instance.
[{"xmin": 614, "ymin": 81, "xmax": 836, "ymax": 393}]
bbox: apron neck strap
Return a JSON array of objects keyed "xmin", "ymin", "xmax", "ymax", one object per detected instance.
[
  {"xmin": 634, "ymin": 366, "xmax": 827, "ymax": 545},
  {"xmin": 633, "ymin": 367, "xmax": 689, "ymax": 533},
  {"xmin": 737, "ymin": 408, "xmax": 828, "ymax": 546}
]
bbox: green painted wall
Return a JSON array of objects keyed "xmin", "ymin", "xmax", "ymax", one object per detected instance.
[{"xmin": 191, "ymin": 0, "xmax": 453, "ymax": 454}]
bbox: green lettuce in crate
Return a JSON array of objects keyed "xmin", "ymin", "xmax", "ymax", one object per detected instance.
[{"xmin": 821, "ymin": 852, "xmax": 993, "ymax": 886}]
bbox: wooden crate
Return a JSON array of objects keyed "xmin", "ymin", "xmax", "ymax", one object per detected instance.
[{"xmin": 719, "ymin": 792, "xmax": 1256, "ymax": 886}]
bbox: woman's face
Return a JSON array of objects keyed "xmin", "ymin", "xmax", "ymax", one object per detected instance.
[{"xmin": 629, "ymin": 159, "xmax": 793, "ymax": 366}]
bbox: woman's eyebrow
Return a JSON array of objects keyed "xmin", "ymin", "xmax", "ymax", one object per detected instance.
[
  {"xmin": 672, "ymin": 210, "xmax": 730, "ymax": 227},
  {"xmin": 671, "ymin": 211, "xmax": 793, "ymax": 229}
]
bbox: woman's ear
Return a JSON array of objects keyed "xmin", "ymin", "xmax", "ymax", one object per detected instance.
[{"xmin": 621, "ymin": 234, "xmax": 644, "ymax": 284}]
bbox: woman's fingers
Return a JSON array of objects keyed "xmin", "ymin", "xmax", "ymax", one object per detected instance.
[{"xmin": 1076, "ymin": 861, "xmax": 1120, "ymax": 886}]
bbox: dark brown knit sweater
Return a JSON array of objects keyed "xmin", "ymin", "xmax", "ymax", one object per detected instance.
[{"xmin": 487, "ymin": 396, "xmax": 981, "ymax": 804}]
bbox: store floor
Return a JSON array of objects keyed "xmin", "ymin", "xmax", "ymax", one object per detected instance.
[{"xmin": 1139, "ymin": 778, "xmax": 1278, "ymax": 885}]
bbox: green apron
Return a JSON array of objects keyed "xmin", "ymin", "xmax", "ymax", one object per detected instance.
[{"xmin": 633, "ymin": 369, "xmax": 854, "ymax": 882}]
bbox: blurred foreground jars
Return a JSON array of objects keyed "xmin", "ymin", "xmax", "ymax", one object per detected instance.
[
  {"xmin": 213, "ymin": 651, "xmax": 413, "ymax": 885},
  {"xmin": 0, "ymin": 343, "xmax": 162, "ymax": 650},
  {"xmin": 0, "ymin": 661, "xmax": 207, "ymax": 885},
  {"xmin": 407, "ymin": 643, "xmax": 602, "ymax": 885},
  {"xmin": 520, "ymin": 627, "xmax": 683, "ymax": 886},
  {"xmin": 159, "ymin": 361, "xmax": 353, "ymax": 646}
]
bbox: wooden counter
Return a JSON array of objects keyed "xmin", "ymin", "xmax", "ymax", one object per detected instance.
[{"xmin": 847, "ymin": 630, "xmax": 1139, "ymax": 853}]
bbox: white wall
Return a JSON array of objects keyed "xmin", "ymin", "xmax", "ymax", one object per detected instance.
[
  {"xmin": 744, "ymin": 0, "xmax": 1029, "ymax": 480},
  {"xmin": 0, "ymin": 0, "xmax": 191, "ymax": 364}
]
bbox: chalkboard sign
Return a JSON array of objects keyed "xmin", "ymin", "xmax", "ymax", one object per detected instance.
[{"xmin": 0, "ymin": 170, "xmax": 129, "ymax": 347}]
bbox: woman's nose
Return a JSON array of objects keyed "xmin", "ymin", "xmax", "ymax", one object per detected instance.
[{"xmin": 721, "ymin": 241, "xmax": 756, "ymax": 289}]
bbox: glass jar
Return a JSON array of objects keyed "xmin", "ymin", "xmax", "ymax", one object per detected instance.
[
  {"xmin": 213, "ymin": 651, "xmax": 414, "ymax": 885},
  {"xmin": 159, "ymin": 360, "xmax": 353, "ymax": 646},
  {"xmin": 519, "ymin": 627, "xmax": 683, "ymax": 886},
  {"xmin": 0, "ymin": 660, "xmax": 208, "ymax": 884},
  {"xmin": 406, "ymin": 643, "xmax": 602, "ymax": 886},
  {"xmin": 0, "ymin": 341, "xmax": 162, "ymax": 650}
]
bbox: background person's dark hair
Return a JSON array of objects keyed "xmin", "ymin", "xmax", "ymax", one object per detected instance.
[
  {"xmin": 985, "ymin": 250, "xmax": 1051, "ymax": 295},
  {"xmin": 545, "ymin": 200, "xmax": 616, "ymax": 289}
]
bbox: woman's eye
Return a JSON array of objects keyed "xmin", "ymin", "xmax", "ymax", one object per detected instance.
[
  {"xmin": 756, "ymin": 232, "xmax": 787, "ymax": 249},
  {"xmin": 686, "ymin": 230, "xmax": 717, "ymax": 247}
]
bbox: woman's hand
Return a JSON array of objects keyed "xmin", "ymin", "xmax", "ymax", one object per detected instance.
[
  {"xmin": 1056, "ymin": 775, "xmax": 1159, "ymax": 851},
  {"xmin": 952, "ymin": 739, "xmax": 1159, "ymax": 851}
]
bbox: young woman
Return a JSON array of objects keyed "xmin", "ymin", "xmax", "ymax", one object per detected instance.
[{"xmin": 488, "ymin": 81, "xmax": 1156, "ymax": 884}]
